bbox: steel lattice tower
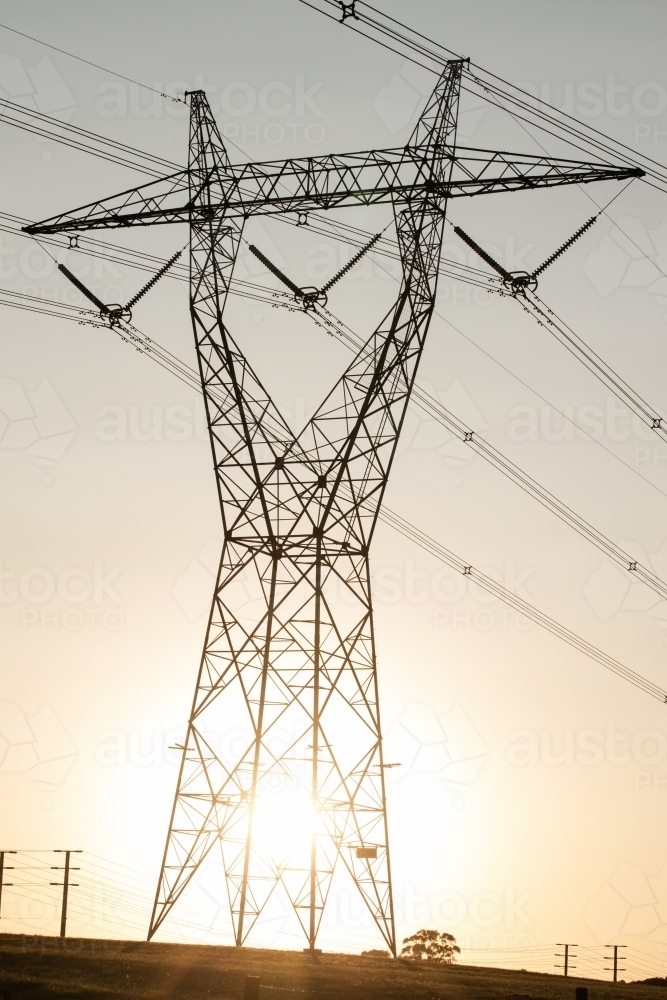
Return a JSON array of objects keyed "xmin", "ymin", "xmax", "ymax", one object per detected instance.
[
  {"xmin": 157, "ymin": 63, "xmax": 461, "ymax": 953},
  {"xmin": 27, "ymin": 56, "xmax": 637, "ymax": 953}
]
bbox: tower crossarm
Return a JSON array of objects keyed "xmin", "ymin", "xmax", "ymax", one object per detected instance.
[
  {"xmin": 447, "ymin": 147, "xmax": 641, "ymax": 196},
  {"xmin": 24, "ymin": 169, "xmax": 191, "ymax": 236},
  {"xmin": 212, "ymin": 147, "xmax": 639, "ymax": 217},
  {"xmin": 24, "ymin": 149, "xmax": 640, "ymax": 236}
]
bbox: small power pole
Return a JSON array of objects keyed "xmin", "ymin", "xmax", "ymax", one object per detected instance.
[
  {"xmin": 0, "ymin": 852, "xmax": 17, "ymax": 921},
  {"xmin": 605, "ymin": 944, "xmax": 626, "ymax": 982},
  {"xmin": 50, "ymin": 850, "xmax": 81, "ymax": 938},
  {"xmin": 555, "ymin": 943, "xmax": 577, "ymax": 976}
]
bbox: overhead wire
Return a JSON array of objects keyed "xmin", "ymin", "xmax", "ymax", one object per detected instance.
[
  {"xmin": 356, "ymin": 215, "xmax": 667, "ymax": 504},
  {"xmin": 0, "ymin": 27, "xmax": 664, "ymax": 706},
  {"xmin": 0, "ymin": 21, "xmax": 186, "ymax": 105},
  {"xmin": 301, "ymin": 203, "xmax": 667, "ymax": 509},
  {"xmin": 4, "ymin": 8, "xmax": 665, "ymax": 291},
  {"xmin": 446, "ymin": 213, "xmax": 667, "ymax": 443},
  {"xmin": 0, "ymin": 98, "xmax": 180, "ymax": 178},
  {"xmin": 310, "ymin": 304, "xmax": 667, "ymax": 602},
  {"xmin": 8, "ymin": 262, "xmax": 667, "ymax": 617},
  {"xmin": 58, "ymin": 296, "xmax": 667, "ymax": 696},
  {"xmin": 7, "ymin": 850, "xmax": 667, "ymax": 965},
  {"xmin": 2, "ymin": 852, "xmax": 232, "ymax": 941},
  {"xmin": 521, "ymin": 290, "xmax": 667, "ymax": 439},
  {"xmin": 294, "ymin": 0, "xmax": 667, "ymax": 192},
  {"xmin": 4, "ymin": 269, "xmax": 661, "ymax": 699},
  {"xmin": 462, "ymin": 69, "xmax": 667, "ymax": 195},
  {"xmin": 4, "ymin": 236, "xmax": 667, "ymax": 701},
  {"xmin": 0, "ymin": 288, "xmax": 100, "ymax": 324},
  {"xmin": 452, "ymin": 78, "xmax": 667, "ymax": 278},
  {"xmin": 0, "ymin": 209, "xmax": 299, "ymax": 310},
  {"xmin": 435, "ymin": 308, "xmax": 667, "ymax": 504}
]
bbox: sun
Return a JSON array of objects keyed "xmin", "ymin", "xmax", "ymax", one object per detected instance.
[{"xmin": 251, "ymin": 788, "xmax": 317, "ymax": 864}]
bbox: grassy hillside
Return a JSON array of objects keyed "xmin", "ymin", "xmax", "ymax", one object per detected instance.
[{"xmin": 0, "ymin": 935, "xmax": 661, "ymax": 1000}]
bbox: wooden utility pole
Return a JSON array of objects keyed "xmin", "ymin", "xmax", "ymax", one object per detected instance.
[
  {"xmin": 50, "ymin": 850, "xmax": 81, "ymax": 938},
  {"xmin": 605, "ymin": 944, "xmax": 627, "ymax": 982},
  {"xmin": 555, "ymin": 943, "xmax": 577, "ymax": 976},
  {"xmin": 0, "ymin": 851, "xmax": 16, "ymax": 920}
]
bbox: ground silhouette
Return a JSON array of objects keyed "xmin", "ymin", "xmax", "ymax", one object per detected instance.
[{"xmin": 0, "ymin": 935, "xmax": 663, "ymax": 1000}]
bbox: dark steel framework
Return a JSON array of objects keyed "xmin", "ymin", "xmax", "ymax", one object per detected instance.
[{"xmin": 27, "ymin": 59, "xmax": 637, "ymax": 954}]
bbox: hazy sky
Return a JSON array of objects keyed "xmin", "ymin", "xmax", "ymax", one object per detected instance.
[{"xmin": 2, "ymin": 0, "xmax": 667, "ymax": 973}]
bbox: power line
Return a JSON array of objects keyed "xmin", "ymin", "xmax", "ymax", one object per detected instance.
[
  {"xmin": 0, "ymin": 97, "xmax": 181, "ymax": 175},
  {"xmin": 361, "ymin": 214, "xmax": 667, "ymax": 507},
  {"xmin": 374, "ymin": 505, "xmax": 667, "ymax": 702},
  {"xmin": 310, "ymin": 305, "xmax": 667, "ymax": 602},
  {"xmin": 445, "ymin": 216, "xmax": 667, "ymax": 444},
  {"xmin": 295, "ymin": 0, "xmax": 667, "ymax": 192},
  {"xmin": 3, "ymin": 16, "xmax": 664, "ymax": 302},
  {"xmin": 434, "ymin": 305, "xmax": 667, "ymax": 505},
  {"xmin": 3, "ymin": 270, "xmax": 663, "ymax": 703},
  {"xmin": 0, "ymin": 21, "xmax": 185, "ymax": 104},
  {"xmin": 9, "ymin": 264, "xmax": 667, "ymax": 632},
  {"xmin": 6, "ymin": 850, "xmax": 667, "ymax": 972},
  {"xmin": 522, "ymin": 291, "xmax": 667, "ymax": 439},
  {"xmin": 43, "ymin": 292, "xmax": 667, "ymax": 701}
]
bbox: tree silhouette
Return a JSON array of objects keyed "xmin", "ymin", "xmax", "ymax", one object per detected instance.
[{"xmin": 400, "ymin": 929, "xmax": 460, "ymax": 963}]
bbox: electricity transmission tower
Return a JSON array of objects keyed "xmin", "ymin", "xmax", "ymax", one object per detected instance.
[{"xmin": 27, "ymin": 58, "xmax": 636, "ymax": 954}]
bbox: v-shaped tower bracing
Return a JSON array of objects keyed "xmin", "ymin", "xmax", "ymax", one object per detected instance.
[
  {"xmin": 24, "ymin": 53, "xmax": 639, "ymax": 954},
  {"xmin": 149, "ymin": 62, "xmax": 463, "ymax": 954}
]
